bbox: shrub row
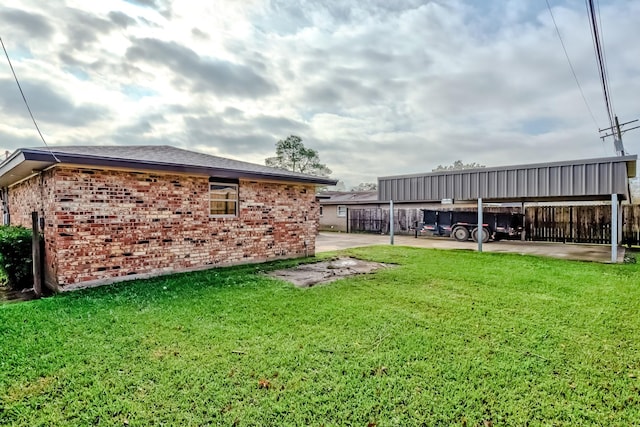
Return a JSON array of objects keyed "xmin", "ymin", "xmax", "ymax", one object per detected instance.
[{"xmin": 0, "ymin": 226, "xmax": 33, "ymax": 290}]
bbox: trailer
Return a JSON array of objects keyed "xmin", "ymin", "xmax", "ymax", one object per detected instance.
[{"xmin": 417, "ymin": 209, "xmax": 524, "ymax": 243}]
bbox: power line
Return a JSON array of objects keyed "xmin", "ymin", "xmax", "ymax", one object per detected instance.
[
  {"xmin": 585, "ymin": 0, "xmax": 614, "ymax": 130},
  {"xmin": 584, "ymin": 0, "xmax": 637, "ymax": 156},
  {"xmin": 595, "ymin": 0, "xmax": 615, "ymax": 117},
  {"xmin": 545, "ymin": 0, "xmax": 599, "ymax": 130},
  {"xmin": 0, "ymin": 35, "xmax": 60, "ymax": 162}
]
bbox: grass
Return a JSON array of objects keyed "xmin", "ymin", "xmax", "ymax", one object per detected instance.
[{"xmin": 1, "ymin": 246, "xmax": 640, "ymax": 426}]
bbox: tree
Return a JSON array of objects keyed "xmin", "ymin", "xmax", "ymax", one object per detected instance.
[
  {"xmin": 350, "ymin": 182, "xmax": 377, "ymax": 191},
  {"xmin": 265, "ymin": 135, "xmax": 332, "ymax": 177},
  {"xmin": 432, "ymin": 160, "xmax": 485, "ymax": 172}
]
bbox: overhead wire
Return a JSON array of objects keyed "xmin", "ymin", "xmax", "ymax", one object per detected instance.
[
  {"xmin": 0, "ymin": 35, "xmax": 60, "ymax": 162},
  {"xmin": 594, "ymin": 0, "xmax": 615, "ymax": 118},
  {"xmin": 545, "ymin": 0, "xmax": 600, "ymax": 131},
  {"xmin": 585, "ymin": 0, "xmax": 615, "ymax": 130}
]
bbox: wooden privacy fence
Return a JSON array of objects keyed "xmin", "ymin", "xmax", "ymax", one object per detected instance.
[
  {"xmin": 526, "ymin": 205, "xmax": 640, "ymax": 246},
  {"xmin": 349, "ymin": 205, "xmax": 640, "ymax": 245},
  {"xmin": 348, "ymin": 206, "xmax": 522, "ymax": 236},
  {"xmin": 625, "ymin": 205, "xmax": 640, "ymax": 245},
  {"xmin": 348, "ymin": 208, "xmax": 422, "ymax": 235}
]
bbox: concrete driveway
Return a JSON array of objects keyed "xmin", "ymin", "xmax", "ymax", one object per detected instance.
[{"xmin": 315, "ymin": 232, "xmax": 624, "ymax": 263}]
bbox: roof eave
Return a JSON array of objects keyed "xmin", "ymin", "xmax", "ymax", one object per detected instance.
[
  {"xmin": 0, "ymin": 149, "xmax": 337, "ymax": 186},
  {"xmin": 0, "ymin": 151, "xmax": 55, "ymax": 187},
  {"xmin": 320, "ymin": 200, "xmax": 381, "ymax": 205}
]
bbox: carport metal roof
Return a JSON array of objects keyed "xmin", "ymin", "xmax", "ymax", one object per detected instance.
[{"xmin": 378, "ymin": 155, "xmax": 637, "ymax": 203}]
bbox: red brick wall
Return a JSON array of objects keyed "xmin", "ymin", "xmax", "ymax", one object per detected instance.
[
  {"xmin": 7, "ymin": 166, "xmax": 320, "ymax": 289},
  {"xmin": 7, "ymin": 171, "xmax": 59, "ymax": 285},
  {"xmin": 7, "ymin": 170, "xmax": 54, "ymax": 226}
]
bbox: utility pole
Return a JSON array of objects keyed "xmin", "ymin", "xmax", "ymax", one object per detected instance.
[{"xmin": 599, "ymin": 116, "xmax": 640, "ymax": 156}]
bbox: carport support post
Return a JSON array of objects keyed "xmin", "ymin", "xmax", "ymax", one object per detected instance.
[
  {"xmin": 611, "ymin": 193, "xmax": 618, "ymax": 263},
  {"xmin": 477, "ymin": 198, "xmax": 483, "ymax": 253},
  {"xmin": 389, "ymin": 200, "xmax": 394, "ymax": 245},
  {"xmin": 521, "ymin": 202, "xmax": 526, "ymax": 241}
]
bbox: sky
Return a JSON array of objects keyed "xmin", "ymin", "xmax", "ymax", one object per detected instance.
[{"xmin": 1, "ymin": 0, "xmax": 639, "ymax": 189}]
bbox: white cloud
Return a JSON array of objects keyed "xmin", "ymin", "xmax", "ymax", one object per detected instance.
[{"xmin": 0, "ymin": 0, "xmax": 638, "ymax": 188}]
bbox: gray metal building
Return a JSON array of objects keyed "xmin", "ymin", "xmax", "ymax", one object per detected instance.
[
  {"xmin": 378, "ymin": 155, "xmax": 637, "ymax": 262},
  {"xmin": 378, "ymin": 155, "xmax": 637, "ymax": 203}
]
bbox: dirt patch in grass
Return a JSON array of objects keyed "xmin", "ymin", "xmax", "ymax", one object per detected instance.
[
  {"xmin": 6, "ymin": 375, "xmax": 58, "ymax": 402},
  {"xmin": 268, "ymin": 257, "xmax": 392, "ymax": 287}
]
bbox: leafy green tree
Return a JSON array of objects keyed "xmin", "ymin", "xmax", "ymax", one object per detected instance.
[
  {"xmin": 432, "ymin": 160, "xmax": 485, "ymax": 172},
  {"xmin": 265, "ymin": 135, "xmax": 332, "ymax": 177}
]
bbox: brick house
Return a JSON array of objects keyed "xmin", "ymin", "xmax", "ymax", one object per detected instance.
[{"xmin": 0, "ymin": 146, "xmax": 336, "ymax": 291}]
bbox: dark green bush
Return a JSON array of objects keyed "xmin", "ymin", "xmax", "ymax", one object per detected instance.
[{"xmin": 0, "ymin": 226, "xmax": 33, "ymax": 290}]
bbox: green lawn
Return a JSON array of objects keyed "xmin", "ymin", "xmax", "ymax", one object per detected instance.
[{"xmin": 1, "ymin": 247, "xmax": 639, "ymax": 426}]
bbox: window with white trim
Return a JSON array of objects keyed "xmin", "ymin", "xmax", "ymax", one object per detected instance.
[
  {"xmin": 337, "ymin": 205, "xmax": 347, "ymax": 217},
  {"xmin": 209, "ymin": 182, "xmax": 238, "ymax": 216}
]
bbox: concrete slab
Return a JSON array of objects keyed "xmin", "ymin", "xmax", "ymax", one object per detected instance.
[
  {"xmin": 268, "ymin": 257, "xmax": 390, "ymax": 287},
  {"xmin": 315, "ymin": 232, "xmax": 624, "ymax": 263}
]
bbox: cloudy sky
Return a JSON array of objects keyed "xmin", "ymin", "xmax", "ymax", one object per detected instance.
[{"xmin": 1, "ymin": 0, "xmax": 639, "ymax": 188}]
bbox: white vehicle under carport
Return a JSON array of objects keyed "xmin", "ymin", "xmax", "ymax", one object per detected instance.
[{"xmin": 418, "ymin": 209, "xmax": 524, "ymax": 243}]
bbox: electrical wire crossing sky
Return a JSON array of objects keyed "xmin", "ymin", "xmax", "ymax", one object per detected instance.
[{"xmin": 0, "ymin": 0, "xmax": 639, "ymax": 187}]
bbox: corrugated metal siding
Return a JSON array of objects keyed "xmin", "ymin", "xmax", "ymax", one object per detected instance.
[{"xmin": 378, "ymin": 157, "xmax": 636, "ymax": 202}]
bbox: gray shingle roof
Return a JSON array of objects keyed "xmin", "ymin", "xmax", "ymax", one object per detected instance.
[
  {"xmin": 11, "ymin": 145, "xmax": 336, "ymax": 185},
  {"xmin": 318, "ymin": 191, "xmax": 379, "ymax": 204}
]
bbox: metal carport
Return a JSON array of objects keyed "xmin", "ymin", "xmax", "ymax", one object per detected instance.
[{"xmin": 378, "ymin": 155, "xmax": 638, "ymax": 262}]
